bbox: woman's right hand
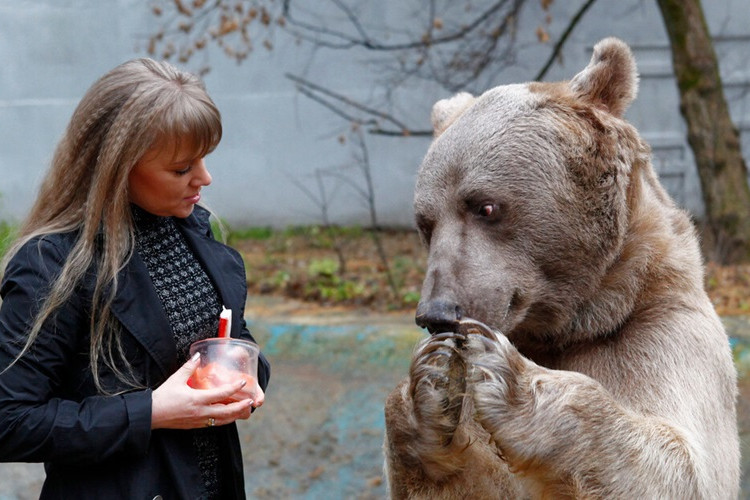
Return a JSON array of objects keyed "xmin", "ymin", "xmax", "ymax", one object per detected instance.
[{"xmin": 150, "ymin": 353, "xmax": 254, "ymax": 430}]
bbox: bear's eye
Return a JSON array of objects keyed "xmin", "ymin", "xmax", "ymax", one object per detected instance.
[
  {"xmin": 477, "ymin": 203, "xmax": 499, "ymax": 218},
  {"xmin": 415, "ymin": 214, "xmax": 433, "ymax": 245}
]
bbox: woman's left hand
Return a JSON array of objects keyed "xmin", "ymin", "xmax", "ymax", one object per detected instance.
[{"xmin": 150, "ymin": 353, "xmax": 255, "ymax": 430}]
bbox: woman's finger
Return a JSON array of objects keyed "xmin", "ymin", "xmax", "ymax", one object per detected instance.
[
  {"xmin": 251, "ymin": 386, "xmax": 265, "ymax": 408},
  {"xmin": 174, "ymin": 352, "xmax": 201, "ymax": 383},
  {"xmin": 204, "ymin": 399, "xmax": 254, "ymax": 427}
]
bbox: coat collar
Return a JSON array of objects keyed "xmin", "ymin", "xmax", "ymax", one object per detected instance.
[{"xmin": 109, "ymin": 206, "xmax": 246, "ymax": 380}]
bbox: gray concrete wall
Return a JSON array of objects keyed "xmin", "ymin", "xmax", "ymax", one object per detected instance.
[{"xmin": 1, "ymin": 0, "xmax": 748, "ymax": 228}]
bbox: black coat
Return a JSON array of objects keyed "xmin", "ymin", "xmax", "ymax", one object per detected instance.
[{"xmin": 0, "ymin": 206, "xmax": 270, "ymax": 499}]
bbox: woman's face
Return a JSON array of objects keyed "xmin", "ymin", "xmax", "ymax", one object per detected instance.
[{"xmin": 128, "ymin": 136, "xmax": 212, "ymax": 218}]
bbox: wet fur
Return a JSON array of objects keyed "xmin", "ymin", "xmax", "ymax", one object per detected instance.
[{"xmin": 384, "ymin": 38, "xmax": 739, "ymax": 498}]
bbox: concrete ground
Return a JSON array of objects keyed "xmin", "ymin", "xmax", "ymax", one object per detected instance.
[{"xmin": 2, "ymin": 301, "xmax": 750, "ymax": 499}]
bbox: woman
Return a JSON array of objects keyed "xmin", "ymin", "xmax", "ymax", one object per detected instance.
[{"xmin": 0, "ymin": 58, "xmax": 270, "ymax": 499}]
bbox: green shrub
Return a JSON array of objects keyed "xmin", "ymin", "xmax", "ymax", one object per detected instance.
[{"xmin": 0, "ymin": 221, "xmax": 17, "ymax": 260}]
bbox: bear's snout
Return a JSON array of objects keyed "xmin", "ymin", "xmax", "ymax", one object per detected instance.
[{"xmin": 415, "ymin": 299, "xmax": 465, "ymax": 334}]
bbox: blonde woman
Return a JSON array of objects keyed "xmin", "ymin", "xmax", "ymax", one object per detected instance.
[{"xmin": 0, "ymin": 59, "xmax": 270, "ymax": 499}]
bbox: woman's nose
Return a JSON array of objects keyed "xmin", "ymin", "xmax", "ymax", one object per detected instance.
[{"xmin": 191, "ymin": 158, "xmax": 212, "ymax": 186}]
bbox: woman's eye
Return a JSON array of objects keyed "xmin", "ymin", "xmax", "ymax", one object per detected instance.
[
  {"xmin": 477, "ymin": 203, "xmax": 498, "ymax": 217},
  {"xmin": 175, "ymin": 165, "xmax": 193, "ymax": 176}
]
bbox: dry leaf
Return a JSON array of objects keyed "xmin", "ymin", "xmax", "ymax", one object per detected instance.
[{"xmin": 536, "ymin": 26, "xmax": 550, "ymax": 43}]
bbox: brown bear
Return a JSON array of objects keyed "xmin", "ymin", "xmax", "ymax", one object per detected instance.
[{"xmin": 384, "ymin": 37, "xmax": 739, "ymax": 498}]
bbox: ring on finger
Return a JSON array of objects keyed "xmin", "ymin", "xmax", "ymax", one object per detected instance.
[{"xmin": 207, "ymin": 417, "xmax": 215, "ymax": 427}]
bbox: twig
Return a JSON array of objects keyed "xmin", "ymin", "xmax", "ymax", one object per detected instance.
[
  {"xmin": 352, "ymin": 129, "xmax": 400, "ymax": 300},
  {"xmin": 287, "ymin": 73, "xmax": 433, "ymax": 136},
  {"xmin": 534, "ymin": 0, "xmax": 598, "ymax": 81},
  {"xmin": 288, "ymin": 168, "xmax": 349, "ymax": 272}
]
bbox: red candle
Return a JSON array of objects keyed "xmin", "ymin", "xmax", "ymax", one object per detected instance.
[{"xmin": 218, "ymin": 307, "xmax": 231, "ymax": 338}]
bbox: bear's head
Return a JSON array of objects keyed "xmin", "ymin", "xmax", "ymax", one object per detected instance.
[{"xmin": 414, "ymin": 37, "xmax": 661, "ymax": 351}]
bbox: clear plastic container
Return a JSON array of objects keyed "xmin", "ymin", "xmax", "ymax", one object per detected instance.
[{"xmin": 187, "ymin": 338, "xmax": 261, "ymax": 403}]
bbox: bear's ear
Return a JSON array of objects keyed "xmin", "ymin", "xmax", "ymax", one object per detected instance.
[
  {"xmin": 431, "ymin": 92, "xmax": 476, "ymax": 137},
  {"xmin": 569, "ymin": 37, "xmax": 639, "ymax": 117}
]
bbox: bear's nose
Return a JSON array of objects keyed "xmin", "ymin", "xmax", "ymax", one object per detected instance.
[{"xmin": 415, "ymin": 299, "xmax": 464, "ymax": 334}]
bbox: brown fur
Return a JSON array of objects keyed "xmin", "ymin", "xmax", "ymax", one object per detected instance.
[{"xmin": 384, "ymin": 38, "xmax": 739, "ymax": 498}]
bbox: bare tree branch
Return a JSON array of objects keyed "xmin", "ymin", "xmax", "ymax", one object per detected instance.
[
  {"xmin": 280, "ymin": 0, "xmax": 522, "ymax": 51},
  {"xmin": 350, "ymin": 128, "xmax": 400, "ymax": 298},
  {"xmin": 286, "ymin": 73, "xmax": 433, "ymax": 136},
  {"xmin": 534, "ymin": 0, "xmax": 598, "ymax": 81}
]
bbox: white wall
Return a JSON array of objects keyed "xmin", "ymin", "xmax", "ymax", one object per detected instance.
[{"xmin": 1, "ymin": 0, "xmax": 748, "ymax": 227}]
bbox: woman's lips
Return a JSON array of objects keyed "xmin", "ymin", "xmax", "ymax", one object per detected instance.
[{"xmin": 185, "ymin": 193, "xmax": 201, "ymax": 204}]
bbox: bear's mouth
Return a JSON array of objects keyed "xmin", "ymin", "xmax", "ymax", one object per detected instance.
[
  {"xmin": 419, "ymin": 316, "xmax": 502, "ymax": 345},
  {"xmin": 420, "ymin": 321, "xmax": 459, "ymax": 336}
]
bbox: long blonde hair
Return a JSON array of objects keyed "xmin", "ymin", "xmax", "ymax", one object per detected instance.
[{"xmin": 1, "ymin": 58, "xmax": 222, "ymax": 392}]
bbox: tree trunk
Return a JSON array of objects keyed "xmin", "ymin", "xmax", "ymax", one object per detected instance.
[{"xmin": 656, "ymin": 0, "xmax": 750, "ymax": 264}]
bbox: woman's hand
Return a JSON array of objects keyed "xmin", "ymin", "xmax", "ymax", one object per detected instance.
[{"xmin": 151, "ymin": 353, "xmax": 256, "ymax": 430}]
